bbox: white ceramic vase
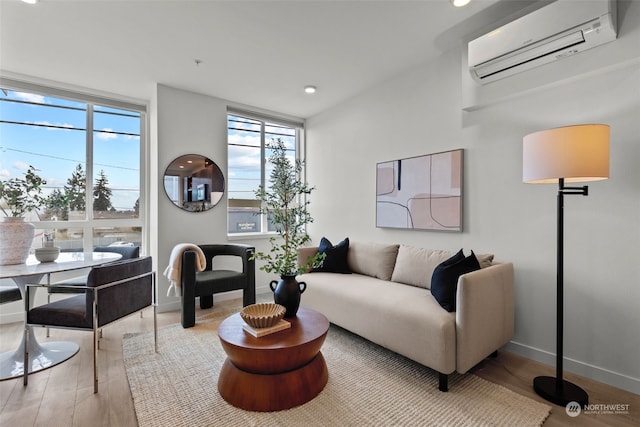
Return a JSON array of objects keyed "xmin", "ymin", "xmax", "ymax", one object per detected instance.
[{"xmin": 0, "ymin": 217, "xmax": 35, "ymax": 265}]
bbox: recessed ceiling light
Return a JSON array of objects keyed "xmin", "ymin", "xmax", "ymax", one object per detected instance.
[
  {"xmin": 451, "ymin": 0, "xmax": 471, "ymax": 7},
  {"xmin": 304, "ymin": 86, "xmax": 317, "ymax": 94},
  {"xmin": 22, "ymin": 0, "xmax": 38, "ymax": 4}
]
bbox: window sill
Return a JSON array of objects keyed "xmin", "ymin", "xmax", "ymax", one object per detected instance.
[{"xmin": 227, "ymin": 232, "xmax": 278, "ymax": 241}]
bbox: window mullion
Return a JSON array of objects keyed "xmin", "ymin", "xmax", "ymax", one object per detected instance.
[
  {"xmin": 84, "ymin": 104, "xmax": 94, "ymax": 251},
  {"xmin": 260, "ymin": 121, "xmax": 267, "ymax": 233},
  {"xmin": 139, "ymin": 112, "xmax": 148, "ymax": 255}
]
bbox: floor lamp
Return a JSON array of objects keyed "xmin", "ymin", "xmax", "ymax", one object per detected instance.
[{"xmin": 523, "ymin": 124, "xmax": 610, "ymax": 408}]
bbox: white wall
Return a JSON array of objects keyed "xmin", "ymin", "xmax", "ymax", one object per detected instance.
[
  {"xmin": 304, "ymin": 7, "xmax": 640, "ymax": 394},
  {"xmin": 156, "ymin": 84, "xmax": 236, "ymax": 311},
  {"xmin": 154, "ymin": 84, "xmax": 290, "ymax": 312},
  {"xmin": 156, "ymin": 84, "xmax": 226, "ymax": 311}
]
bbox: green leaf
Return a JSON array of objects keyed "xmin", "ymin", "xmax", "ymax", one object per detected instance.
[{"xmin": 250, "ymin": 138, "xmax": 319, "ymax": 276}]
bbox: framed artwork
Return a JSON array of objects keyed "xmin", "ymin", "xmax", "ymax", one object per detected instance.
[{"xmin": 376, "ymin": 149, "xmax": 463, "ymax": 232}]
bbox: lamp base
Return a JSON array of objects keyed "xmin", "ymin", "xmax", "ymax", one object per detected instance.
[{"xmin": 533, "ymin": 376, "xmax": 588, "ymax": 408}]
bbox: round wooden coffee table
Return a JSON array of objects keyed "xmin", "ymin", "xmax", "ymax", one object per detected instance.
[{"xmin": 217, "ymin": 307, "xmax": 329, "ymax": 412}]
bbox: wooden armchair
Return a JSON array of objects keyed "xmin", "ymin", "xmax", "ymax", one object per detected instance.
[
  {"xmin": 24, "ymin": 256, "xmax": 156, "ymax": 393},
  {"xmin": 181, "ymin": 244, "xmax": 255, "ymax": 328}
]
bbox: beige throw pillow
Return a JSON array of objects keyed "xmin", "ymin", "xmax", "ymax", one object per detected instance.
[
  {"xmin": 475, "ymin": 253, "xmax": 495, "ymax": 268},
  {"xmin": 347, "ymin": 242, "xmax": 399, "ymax": 281},
  {"xmin": 390, "ymin": 245, "xmax": 453, "ymax": 289}
]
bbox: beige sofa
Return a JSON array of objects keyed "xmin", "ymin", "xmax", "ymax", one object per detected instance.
[{"xmin": 298, "ymin": 241, "xmax": 514, "ymax": 391}]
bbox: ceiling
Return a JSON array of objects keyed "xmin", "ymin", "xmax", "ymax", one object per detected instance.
[
  {"xmin": 0, "ymin": 0, "xmax": 541, "ymax": 118},
  {"xmin": 165, "ymin": 154, "xmax": 213, "ymax": 176}
]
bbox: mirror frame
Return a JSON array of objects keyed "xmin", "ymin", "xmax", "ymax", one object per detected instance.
[{"xmin": 163, "ymin": 154, "xmax": 225, "ymax": 212}]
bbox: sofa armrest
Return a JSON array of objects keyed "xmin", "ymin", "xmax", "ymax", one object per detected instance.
[
  {"xmin": 455, "ymin": 262, "xmax": 514, "ymax": 373},
  {"xmin": 297, "ymin": 247, "xmax": 319, "ymax": 274}
]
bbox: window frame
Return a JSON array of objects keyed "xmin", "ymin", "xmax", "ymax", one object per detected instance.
[
  {"xmin": 0, "ymin": 76, "xmax": 149, "ymax": 253},
  {"xmin": 226, "ymin": 109, "xmax": 305, "ymax": 238}
]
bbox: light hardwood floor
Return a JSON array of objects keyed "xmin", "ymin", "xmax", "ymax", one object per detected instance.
[{"xmin": 1, "ymin": 294, "xmax": 638, "ymax": 427}]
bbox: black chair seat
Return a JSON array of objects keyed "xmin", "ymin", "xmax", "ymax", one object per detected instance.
[
  {"xmin": 0, "ymin": 286, "xmax": 22, "ymax": 304},
  {"xmin": 194, "ymin": 270, "xmax": 247, "ymax": 294},
  {"xmin": 28, "ymin": 294, "xmax": 90, "ymax": 328}
]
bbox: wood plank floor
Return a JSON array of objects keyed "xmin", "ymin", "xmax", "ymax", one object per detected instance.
[{"xmin": 1, "ymin": 294, "xmax": 638, "ymax": 426}]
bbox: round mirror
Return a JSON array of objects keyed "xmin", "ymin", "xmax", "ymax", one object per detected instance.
[{"xmin": 163, "ymin": 154, "xmax": 225, "ymax": 212}]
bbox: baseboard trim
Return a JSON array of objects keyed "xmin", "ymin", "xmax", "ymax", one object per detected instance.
[{"xmin": 505, "ymin": 340, "xmax": 640, "ymax": 395}]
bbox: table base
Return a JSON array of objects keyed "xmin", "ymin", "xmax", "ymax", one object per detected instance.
[
  {"xmin": 0, "ymin": 326, "xmax": 79, "ymax": 380},
  {"xmin": 218, "ymin": 352, "xmax": 328, "ymax": 412}
]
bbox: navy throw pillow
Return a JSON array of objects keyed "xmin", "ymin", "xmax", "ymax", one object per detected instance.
[
  {"xmin": 430, "ymin": 250, "xmax": 480, "ymax": 312},
  {"xmin": 313, "ymin": 237, "xmax": 351, "ymax": 274}
]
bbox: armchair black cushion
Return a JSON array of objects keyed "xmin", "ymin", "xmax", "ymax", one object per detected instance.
[{"xmin": 181, "ymin": 244, "xmax": 256, "ymax": 328}]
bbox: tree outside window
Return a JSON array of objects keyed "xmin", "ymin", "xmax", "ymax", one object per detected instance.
[{"xmin": 0, "ymin": 85, "xmax": 145, "ymax": 251}]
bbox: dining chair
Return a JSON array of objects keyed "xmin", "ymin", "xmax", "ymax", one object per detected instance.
[
  {"xmin": 24, "ymin": 256, "xmax": 156, "ymax": 393},
  {"xmin": 46, "ymin": 245, "xmax": 140, "ymax": 337},
  {"xmin": 0, "ymin": 285, "xmax": 21, "ymax": 304}
]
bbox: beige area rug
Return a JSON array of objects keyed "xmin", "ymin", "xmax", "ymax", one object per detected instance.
[{"xmin": 123, "ymin": 315, "xmax": 551, "ymax": 427}]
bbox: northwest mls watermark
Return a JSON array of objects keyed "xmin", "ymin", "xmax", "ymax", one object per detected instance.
[{"xmin": 565, "ymin": 401, "xmax": 631, "ymax": 417}]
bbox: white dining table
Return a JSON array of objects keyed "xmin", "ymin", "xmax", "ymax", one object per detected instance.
[{"xmin": 0, "ymin": 251, "xmax": 122, "ymax": 380}]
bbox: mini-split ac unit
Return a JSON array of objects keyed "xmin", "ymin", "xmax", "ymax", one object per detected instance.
[{"xmin": 468, "ymin": 0, "xmax": 617, "ymax": 85}]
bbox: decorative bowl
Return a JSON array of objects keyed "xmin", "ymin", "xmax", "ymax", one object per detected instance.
[
  {"xmin": 35, "ymin": 247, "xmax": 60, "ymax": 263},
  {"xmin": 240, "ymin": 303, "xmax": 286, "ymax": 329}
]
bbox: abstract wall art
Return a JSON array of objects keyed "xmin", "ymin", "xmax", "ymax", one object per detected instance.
[{"xmin": 376, "ymin": 149, "xmax": 463, "ymax": 232}]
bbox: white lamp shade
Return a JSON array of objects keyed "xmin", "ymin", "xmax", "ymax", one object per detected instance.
[{"xmin": 523, "ymin": 124, "xmax": 610, "ymax": 184}]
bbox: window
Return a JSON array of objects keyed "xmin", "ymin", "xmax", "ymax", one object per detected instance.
[
  {"xmin": 163, "ymin": 175, "xmax": 180, "ymax": 205},
  {"xmin": 0, "ymin": 80, "xmax": 146, "ymax": 252},
  {"xmin": 227, "ymin": 111, "xmax": 302, "ymax": 235}
]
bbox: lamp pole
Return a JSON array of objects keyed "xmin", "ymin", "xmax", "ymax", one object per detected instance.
[{"xmin": 533, "ymin": 178, "xmax": 589, "ymax": 408}]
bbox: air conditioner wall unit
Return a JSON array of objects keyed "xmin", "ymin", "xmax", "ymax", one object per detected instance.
[{"xmin": 468, "ymin": 0, "xmax": 617, "ymax": 85}]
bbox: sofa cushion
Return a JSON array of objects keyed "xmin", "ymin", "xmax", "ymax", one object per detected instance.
[
  {"xmin": 476, "ymin": 253, "xmax": 494, "ymax": 268},
  {"xmin": 300, "ymin": 271, "xmax": 457, "ymax": 374},
  {"xmin": 313, "ymin": 237, "xmax": 351, "ymax": 274},
  {"xmin": 431, "ymin": 250, "xmax": 480, "ymax": 312},
  {"xmin": 347, "ymin": 242, "xmax": 399, "ymax": 281},
  {"xmin": 391, "ymin": 245, "xmax": 454, "ymax": 289}
]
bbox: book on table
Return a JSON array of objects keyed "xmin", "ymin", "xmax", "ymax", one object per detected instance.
[
  {"xmin": 242, "ymin": 319, "xmax": 291, "ymax": 338},
  {"xmin": 242, "ymin": 319, "xmax": 291, "ymax": 337}
]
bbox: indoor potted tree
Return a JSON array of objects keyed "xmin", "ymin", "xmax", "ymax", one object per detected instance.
[
  {"xmin": 0, "ymin": 165, "xmax": 47, "ymax": 265},
  {"xmin": 252, "ymin": 138, "xmax": 324, "ymax": 317}
]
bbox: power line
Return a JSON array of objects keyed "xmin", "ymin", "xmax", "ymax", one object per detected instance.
[
  {"xmin": 0, "ymin": 146, "xmax": 139, "ymax": 172},
  {"xmin": 0, "ymin": 119, "xmax": 140, "ymax": 137}
]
